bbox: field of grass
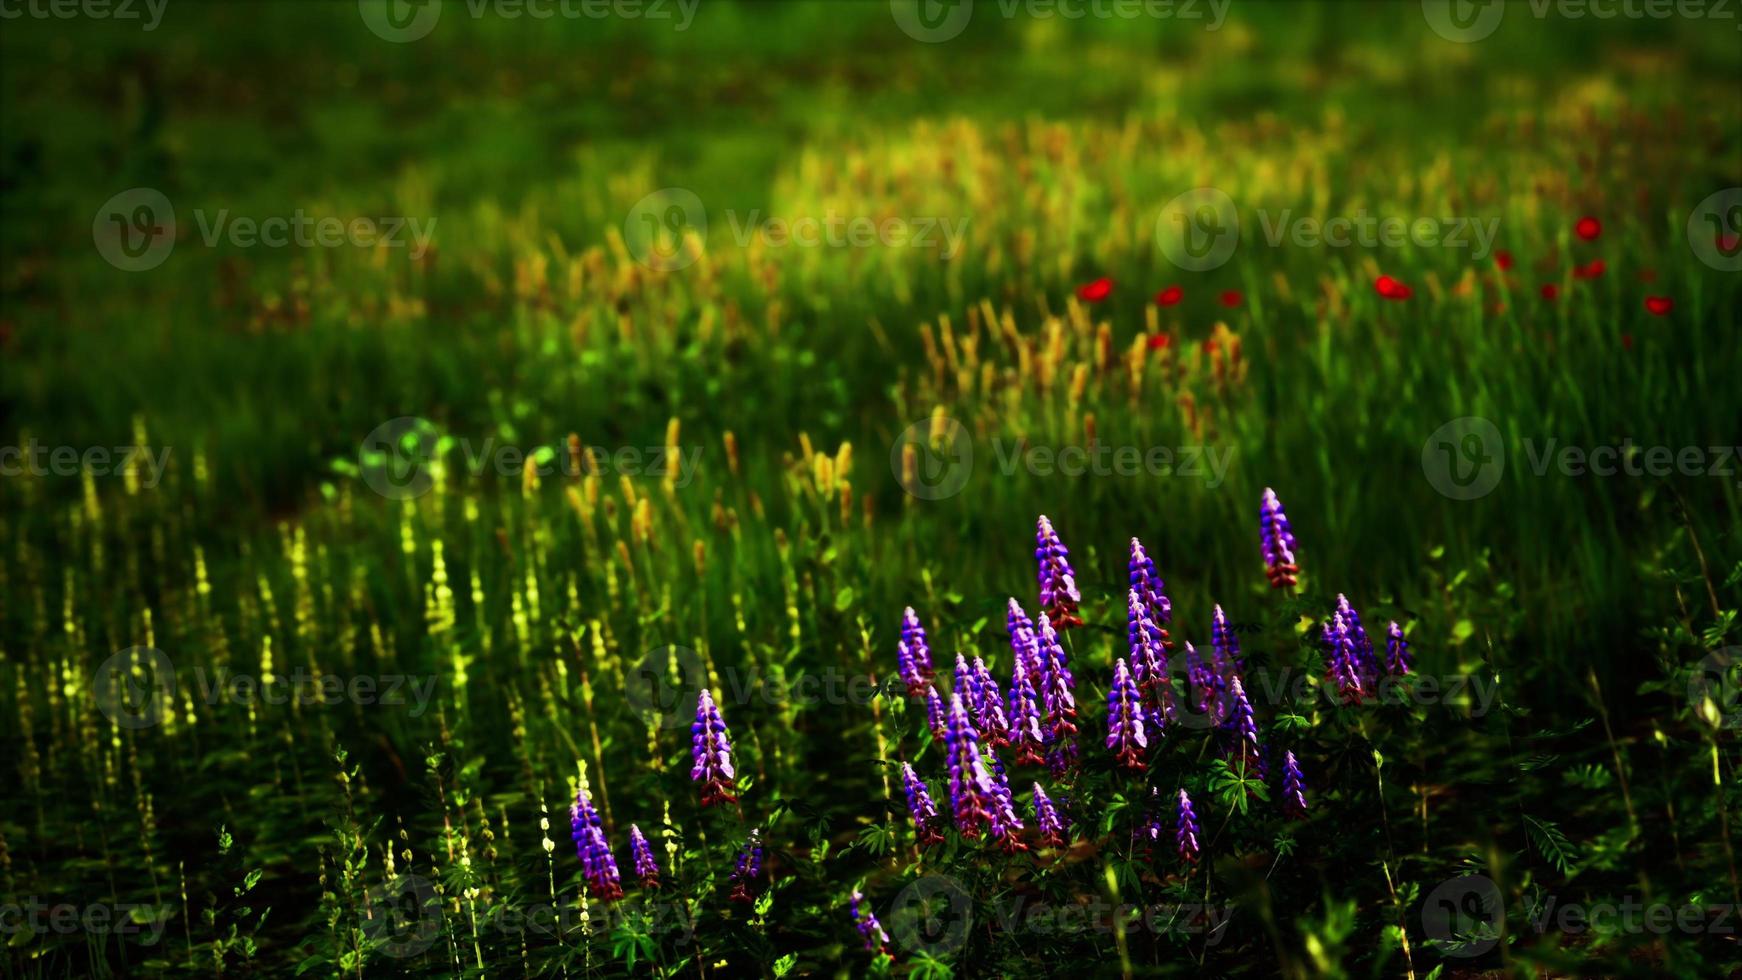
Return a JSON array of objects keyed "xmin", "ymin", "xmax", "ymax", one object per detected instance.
[{"xmin": 2, "ymin": 1, "xmax": 1740, "ymax": 976}]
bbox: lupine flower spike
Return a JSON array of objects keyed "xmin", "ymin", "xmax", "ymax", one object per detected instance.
[
  {"xmin": 1135, "ymin": 787, "xmax": 1166, "ymax": 854},
  {"xmin": 1007, "ymin": 657, "xmax": 1047, "ymax": 766},
  {"xmin": 970, "ymin": 655, "xmax": 1011, "ymax": 747},
  {"xmin": 1210, "ymin": 605, "xmax": 1244, "ymax": 682},
  {"xmin": 944, "ymin": 692, "xmax": 1000, "ymax": 837},
  {"xmin": 900, "ymin": 762, "xmax": 947, "ymax": 846},
  {"xmin": 1106, "ymin": 658, "xmax": 1148, "ymax": 771},
  {"xmin": 629, "ymin": 824, "xmax": 660, "ymax": 889},
  {"xmin": 1007, "ymin": 599, "xmax": 1043, "ymax": 679},
  {"xmin": 1259, "ymin": 488, "xmax": 1300, "ymax": 589},
  {"xmin": 1032, "ymin": 782, "xmax": 1068, "ymax": 847},
  {"xmin": 851, "ymin": 890, "xmax": 892, "ymax": 955},
  {"xmin": 954, "ymin": 652, "xmax": 981, "ymax": 710},
  {"xmin": 985, "ymin": 753, "xmax": 1029, "ymax": 852},
  {"xmin": 1322, "ymin": 613, "xmax": 1365, "ymax": 704},
  {"xmin": 898, "ymin": 606, "xmax": 934, "ymax": 697},
  {"xmin": 1176, "ymin": 789, "xmax": 1202, "ymax": 865},
  {"xmin": 1128, "ymin": 538, "xmax": 1172, "ymax": 643},
  {"xmin": 691, "ymin": 688, "xmax": 737, "ymax": 807},
  {"xmin": 1183, "ymin": 641, "xmax": 1219, "ymax": 723},
  {"xmin": 1035, "ymin": 515, "xmax": 1084, "ymax": 629},
  {"xmin": 924, "ymin": 685, "xmax": 947, "ymax": 739},
  {"xmin": 728, "ymin": 828, "xmax": 764, "ymax": 903},
  {"xmin": 1281, "ymin": 751, "xmax": 1309, "ymax": 820},
  {"xmin": 1335, "ymin": 595, "xmax": 1378, "ymax": 688},
  {"xmin": 571, "ymin": 787, "xmax": 624, "ymax": 901},
  {"xmin": 1385, "ymin": 621, "xmax": 1412, "ymax": 676},
  {"xmin": 1127, "ymin": 589, "xmax": 1170, "ymax": 729},
  {"xmin": 1036, "ymin": 619, "xmax": 1079, "ymax": 774},
  {"xmin": 1224, "ymin": 675, "xmax": 1259, "ymax": 771}
]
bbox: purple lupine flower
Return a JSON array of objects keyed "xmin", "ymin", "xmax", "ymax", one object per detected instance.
[
  {"xmin": 1176, "ymin": 789, "xmax": 1202, "ymax": 865},
  {"xmin": 924, "ymin": 684, "xmax": 947, "ymax": 739},
  {"xmin": 1106, "ymin": 658, "xmax": 1148, "ymax": 771},
  {"xmin": 1336, "ymin": 595, "xmax": 1379, "ymax": 688},
  {"xmin": 629, "ymin": 824, "xmax": 660, "ymax": 889},
  {"xmin": 1223, "ymin": 675, "xmax": 1259, "ymax": 770},
  {"xmin": 727, "ymin": 828, "xmax": 764, "ymax": 903},
  {"xmin": 898, "ymin": 606, "xmax": 935, "ymax": 697},
  {"xmin": 1281, "ymin": 751, "xmax": 1308, "ymax": 820},
  {"xmin": 1183, "ymin": 641, "xmax": 1219, "ymax": 723},
  {"xmin": 1259, "ymin": 488, "xmax": 1300, "ymax": 590},
  {"xmin": 1322, "ymin": 612, "xmax": 1364, "ymax": 704},
  {"xmin": 1127, "ymin": 589, "xmax": 1170, "ymax": 729},
  {"xmin": 571, "ymin": 787, "xmax": 623, "ymax": 901},
  {"xmin": 943, "ymin": 693, "xmax": 999, "ymax": 838},
  {"xmin": 954, "ymin": 653, "xmax": 981, "ymax": 711},
  {"xmin": 971, "ymin": 655, "xmax": 1011, "ymax": 747},
  {"xmin": 1006, "ymin": 656, "xmax": 1047, "ymax": 767},
  {"xmin": 691, "ymin": 688, "xmax": 737, "ymax": 807},
  {"xmin": 900, "ymin": 762, "xmax": 946, "ymax": 846},
  {"xmin": 1007, "ymin": 599, "xmax": 1043, "ymax": 680},
  {"xmin": 1036, "ymin": 619, "xmax": 1079, "ymax": 775},
  {"xmin": 985, "ymin": 752, "xmax": 1029, "ymax": 853},
  {"xmin": 1032, "ymin": 782, "xmax": 1068, "ymax": 847},
  {"xmin": 1134, "ymin": 786, "xmax": 1166, "ymax": 853},
  {"xmin": 1035, "ymin": 515, "xmax": 1084, "ymax": 629},
  {"xmin": 1128, "ymin": 537, "xmax": 1173, "ymax": 638},
  {"xmin": 1384, "ymin": 621, "xmax": 1412, "ymax": 677},
  {"xmin": 1210, "ymin": 605, "xmax": 1244, "ymax": 682},
  {"xmin": 850, "ymin": 890, "xmax": 891, "ymax": 955}
]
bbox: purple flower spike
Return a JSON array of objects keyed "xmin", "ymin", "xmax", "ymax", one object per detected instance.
[
  {"xmin": 971, "ymin": 656, "xmax": 1011, "ymax": 747},
  {"xmin": 629, "ymin": 824, "xmax": 660, "ymax": 890},
  {"xmin": 1128, "ymin": 538, "xmax": 1173, "ymax": 638},
  {"xmin": 1007, "ymin": 599, "xmax": 1043, "ymax": 680},
  {"xmin": 985, "ymin": 753, "xmax": 1029, "ymax": 853},
  {"xmin": 1007, "ymin": 657, "xmax": 1047, "ymax": 766},
  {"xmin": 954, "ymin": 653, "xmax": 981, "ymax": 709},
  {"xmin": 1385, "ymin": 621, "xmax": 1412, "ymax": 677},
  {"xmin": 1032, "ymin": 782, "xmax": 1068, "ymax": 848},
  {"xmin": 1183, "ymin": 641, "xmax": 1219, "ymax": 723},
  {"xmin": 1322, "ymin": 612, "xmax": 1365, "ymax": 704},
  {"xmin": 571, "ymin": 787, "xmax": 623, "ymax": 901},
  {"xmin": 1210, "ymin": 605, "xmax": 1244, "ymax": 683},
  {"xmin": 1106, "ymin": 658, "xmax": 1148, "ymax": 771},
  {"xmin": 1128, "ymin": 589, "xmax": 1172, "ymax": 731},
  {"xmin": 851, "ymin": 890, "xmax": 891, "ymax": 955},
  {"xmin": 944, "ymin": 693, "xmax": 999, "ymax": 838},
  {"xmin": 1176, "ymin": 789, "xmax": 1202, "ymax": 865},
  {"xmin": 900, "ymin": 762, "xmax": 947, "ymax": 846},
  {"xmin": 1135, "ymin": 786, "xmax": 1166, "ymax": 852},
  {"xmin": 1035, "ymin": 515, "xmax": 1084, "ymax": 629},
  {"xmin": 1224, "ymin": 675, "xmax": 1259, "ymax": 770},
  {"xmin": 898, "ymin": 607, "xmax": 935, "ymax": 697},
  {"xmin": 1260, "ymin": 488, "xmax": 1300, "ymax": 590},
  {"xmin": 1281, "ymin": 751, "xmax": 1309, "ymax": 820},
  {"xmin": 925, "ymin": 685, "xmax": 948, "ymax": 739},
  {"xmin": 728, "ymin": 828, "xmax": 764, "ymax": 903},
  {"xmin": 1036, "ymin": 620, "xmax": 1079, "ymax": 775},
  {"xmin": 1336, "ymin": 595, "xmax": 1379, "ymax": 688},
  {"xmin": 691, "ymin": 689, "xmax": 737, "ymax": 807}
]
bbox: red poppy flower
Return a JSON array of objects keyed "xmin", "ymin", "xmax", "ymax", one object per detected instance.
[
  {"xmin": 1540, "ymin": 284, "xmax": 1559, "ymax": 301},
  {"xmin": 1147, "ymin": 332, "xmax": 1173, "ymax": 351},
  {"xmin": 1494, "ymin": 250, "xmax": 1514, "ymax": 271},
  {"xmin": 1644, "ymin": 296, "xmax": 1673, "ymax": 316},
  {"xmin": 1155, "ymin": 285, "xmax": 1183, "ymax": 307},
  {"xmin": 1573, "ymin": 259, "xmax": 1605, "ymax": 280},
  {"xmin": 1374, "ymin": 275, "xmax": 1412, "ymax": 300},
  {"xmin": 1219, "ymin": 290, "xmax": 1243, "ymax": 308},
  {"xmin": 1077, "ymin": 277, "xmax": 1114, "ymax": 303},
  {"xmin": 1575, "ymin": 216, "xmax": 1601, "ymax": 241}
]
